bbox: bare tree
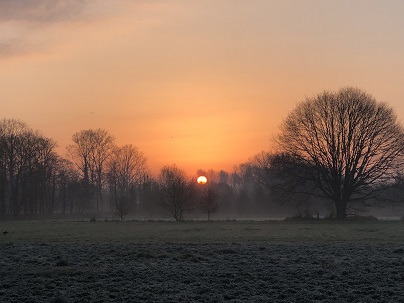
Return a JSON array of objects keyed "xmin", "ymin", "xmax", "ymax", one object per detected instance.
[
  {"xmin": 158, "ymin": 164, "xmax": 194, "ymax": 221},
  {"xmin": 88, "ymin": 129, "xmax": 115, "ymax": 212},
  {"xmin": 249, "ymin": 151, "xmax": 273, "ymax": 190},
  {"xmin": 265, "ymin": 153, "xmax": 314, "ymax": 217},
  {"xmin": 277, "ymin": 87, "xmax": 404, "ymax": 219},
  {"xmin": 67, "ymin": 130, "xmax": 94, "ymax": 212},
  {"xmin": 107, "ymin": 144, "xmax": 148, "ymax": 220},
  {"xmin": 200, "ymin": 186, "xmax": 218, "ymax": 220},
  {"xmin": 67, "ymin": 129, "xmax": 114, "ymax": 212},
  {"xmin": 57, "ymin": 158, "xmax": 79, "ymax": 214},
  {"xmin": 29, "ymin": 134, "xmax": 59, "ymax": 215},
  {"xmin": 391, "ymin": 173, "xmax": 404, "ymax": 206},
  {"xmin": 196, "ymin": 169, "xmax": 219, "ymax": 184}
]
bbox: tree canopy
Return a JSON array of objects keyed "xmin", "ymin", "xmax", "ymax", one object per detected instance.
[
  {"xmin": 277, "ymin": 87, "xmax": 404, "ymax": 218},
  {"xmin": 158, "ymin": 164, "xmax": 194, "ymax": 221}
]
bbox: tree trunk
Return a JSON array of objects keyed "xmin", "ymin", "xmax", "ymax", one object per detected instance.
[
  {"xmin": 335, "ymin": 199, "xmax": 347, "ymax": 219},
  {"xmin": 0, "ymin": 179, "xmax": 6, "ymax": 215}
]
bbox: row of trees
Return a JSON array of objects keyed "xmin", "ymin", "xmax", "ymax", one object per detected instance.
[
  {"xmin": 66, "ymin": 129, "xmax": 149, "ymax": 215},
  {"xmin": 0, "ymin": 120, "xmax": 267, "ymax": 220},
  {"xmin": 1, "ymin": 87, "xmax": 403, "ymax": 220},
  {"xmin": 0, "ymin": 119, "xmax": 65, "ymax": 216},
  {"xmin": 158, "ymin": 165, "xmax": 219, "ymax": 221},
  {"xmin": 0, "ymin": 122, "xmax": 151, "ymax": 218}
]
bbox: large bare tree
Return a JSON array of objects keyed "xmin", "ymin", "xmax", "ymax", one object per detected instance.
[{"xmin": 277, "ymin": 87, "xmax": 404, "ymax": 219}]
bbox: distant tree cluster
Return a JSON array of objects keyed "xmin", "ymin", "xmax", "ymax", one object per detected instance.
[
  {"xmin": 156, "ymin": 165, "xmax": 271, "ymax": 221},
  {"xmin": 0, "ymin": 117, "xmax": 277, "ymax": 220},
  {"xmin": 0, "ymin": 121, "xmax": 151, "ymax": 219},
  {"xmin": 0, "ymin": 119, "xmax": 60, "ymax": 216},
  {"xmin": 1, "ymin": 87, "xmax": 403, "ymax": 221},
  {"xmin": 0, "ymin": 117, "xmax": 283, "ymax": 221}
]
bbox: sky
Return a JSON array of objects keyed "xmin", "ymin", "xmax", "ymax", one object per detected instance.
[{"xmin": 1, "ymin": 0, "xmax": 404, "ymax": 175}]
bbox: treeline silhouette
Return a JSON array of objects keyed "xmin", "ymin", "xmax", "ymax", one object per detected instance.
[
  {"xmin": 0, "ymin": 118, "xmax": 401, "ymax": 221},
  {"xmin": 1, "ymin": 88, "xmax": 404, "ymax": 220},
  {"xmin": 0, "ymin": 119, "xmax": 283, "ymax": 220}
]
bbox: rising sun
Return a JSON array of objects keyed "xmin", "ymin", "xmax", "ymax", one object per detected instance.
[{"xmin": 197, "ymin": 176, "xmax": 207, "ymax": 184}]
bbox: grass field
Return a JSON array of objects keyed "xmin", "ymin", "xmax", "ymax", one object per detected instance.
[
  {"xmin": 1, "ymin": 219, "xmax": 404, "ymax": 244},
  {"xmin": 1, "ymin": 220, "xmax": 404, "ymax": 302}
]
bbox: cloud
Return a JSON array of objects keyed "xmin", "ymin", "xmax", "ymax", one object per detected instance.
[
  {"xmin": 0, "ymin": 0, "xmax": 165, "ymax": 58},
  {"xmin": 0, "ymin": 0, "xmax": 171, "ymax": 58},
  {"xmin": 0, "ymin": 0, "xmax": 90, "ymax": 23},
  {"xmin": 0, "ymin": 0, "xmax": 93, "ymax": 57},
  {"xmin": 0, "ymin": 0, "xmax": 140, "ymax": 58}
]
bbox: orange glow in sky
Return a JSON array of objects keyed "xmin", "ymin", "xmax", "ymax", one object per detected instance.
[{"xmin": 1, "ymin": 1, "xmax": 404, "ymax": 175}]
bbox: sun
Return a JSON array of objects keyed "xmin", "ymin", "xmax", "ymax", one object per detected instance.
[{"xmin": 197, "ymin": 176, "xmax": 207, "ymax": 184}]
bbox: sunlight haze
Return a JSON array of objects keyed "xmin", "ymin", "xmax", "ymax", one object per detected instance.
[{"xmin": 1, "ymin": 0, "xmax": 404, "ymax": 174}]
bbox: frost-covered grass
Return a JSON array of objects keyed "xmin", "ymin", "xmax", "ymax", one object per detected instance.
[
  {"xmin": 1, "ymin": 220, "xmax": 404, "ymax": 302},
  {"xmin": 1, "ymin": 220, "xmax": 404, "ymax": 244}
]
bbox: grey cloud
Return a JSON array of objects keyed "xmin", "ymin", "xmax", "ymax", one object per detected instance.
[
  {"xmin": 0, "ymin": 0, "xmax": 94, "ymax": 58},
  {"xmin": 0, "ymin": 0, "xmax": 90, "ymax": 24},
  {"xmin": 0, "ymin": 0, "xmax": 151, "ymax": 58}
]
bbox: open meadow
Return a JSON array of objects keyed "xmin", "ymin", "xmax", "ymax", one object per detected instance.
[{"xmin": 1, "ymin": 220, "xmax": 404, "ymax": 302}]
